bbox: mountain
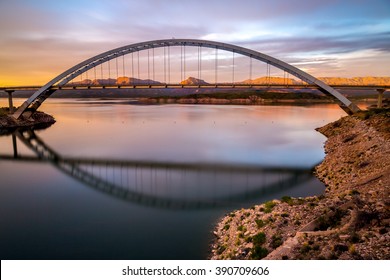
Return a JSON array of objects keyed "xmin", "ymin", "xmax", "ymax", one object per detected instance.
[
  {"xmin": 180, "ymin": 77, "xmax": 209, "ymax": 85},
  {"xmin": 240, "ymin": 77, "xmax": 300, "ymax": 85},
  {"xmin": 318, "ymin": 77, "xmax": 390, "ymax": 86},
  {"xmin": 69, "ymin": 76, "xmax": 162, "ymax": 86},
  {"xmin": 241, "ymin": 76, "xmax": 390, "ymax": 86},
  {"xmin": 116, "ymin": 76, "xmax": 162, "ymax": 85}
]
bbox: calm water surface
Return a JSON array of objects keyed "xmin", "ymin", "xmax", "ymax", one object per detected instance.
[{"xmin": 0, "ymin": 99, "xmax": 347, "ymax": 259}]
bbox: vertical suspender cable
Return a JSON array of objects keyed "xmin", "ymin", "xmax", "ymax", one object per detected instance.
[
  {"xmin": 200, "ymin": 45, "xmax": 202, "ymax": 81},
  {"xmin": 168, "ymin": 45, "xmax": 170, "ymax": 84},
  {"xmin": 266, "ymin": 63, "xmax": 269, "ymax": 85},
  {"xmin": 268, "ymin": 63, "xmax": 272, "ymax": 85},
  {"xmin": 108, "ymin": 59, "xmax": 111, "ymax": 82},
  {"xmin": 164, "ymin": 46, "xmax": 166, "ymax": 84},
  {"xmin": 184, "ymin": 44, "xmax": 186, "ymax": 81},
  {"xmin": 232, "ymin": 50, "xmax": 235, "ymax": 85},
  {"xmin": 152, "ymin": 47, "xmax": 155, "ymax": 82},
  {"xmin": 116, "ymin": 55, "xmax": 119, "ymax": 80},
  {"xmin": 122, "ymin": 54, "xmax": 125, "ymax": 78},
  {"xmin": 249, "ymin": 56, "xmax": 252, "ymax": 85},
  {"xmin": 94, "ymin": 63, "xmax": 96, "ymax": 83},
  {"xmin": 197, "ymin": 45, "xmax": 200, "ymax": 84},
  {"xmin": 181, "ymin": 45, "xmax": 183, "ymax": 83},
  {"xmin": 100, "ymin": 62, "xmax": 103, "ymax": 82},
  {"xmin": 147, "ymin": 49, "xmax": 150, "ymax": 82},
  {"xmin": 131, "ymin": 52, "xmax": 134, "ymax": 85},
  {"xmin": 137, "ymin": 51, "xmax": 140, "ymax": 80},
  {"xmin": 267, "ymin": 63, "xmax": 271, "ymax": 86},
  {"xmin": 215, "ymin": 47, "xmax": 218, "ymax": 84}
]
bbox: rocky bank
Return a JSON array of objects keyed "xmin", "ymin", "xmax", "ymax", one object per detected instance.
[
  {"xmin": 210, "ymin": 109, "xmax": 389, "ymax": 260},
  {"xmin": 0, "ymin": 109, "xmax": 55, "ymax": 134}
]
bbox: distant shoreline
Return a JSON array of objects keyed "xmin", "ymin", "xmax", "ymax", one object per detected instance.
[
  {"xmin": 0, "ymin": 86, "xmax": 385, "ymax": 100},
  {"xmin": 138, "ymin": 97, "xmax": 333, "ymax": 105}
]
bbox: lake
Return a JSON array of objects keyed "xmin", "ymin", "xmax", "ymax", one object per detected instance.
[{"xmin": 0, "ymin": 98, "xmax": 347, "ymax": 259}]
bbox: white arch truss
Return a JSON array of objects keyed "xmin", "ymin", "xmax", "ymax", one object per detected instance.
[{"xmin": 13, "ymin": 39, "xmax": 360, "ymax": 119}]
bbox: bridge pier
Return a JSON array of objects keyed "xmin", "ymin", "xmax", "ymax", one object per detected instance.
[
  {"xmin": 6, "ymin": 90, "xmax": 15, "ymax": 114},
  {"xmin": 376, "ymin": 89, "xmax": 386, "ymax": 108}
]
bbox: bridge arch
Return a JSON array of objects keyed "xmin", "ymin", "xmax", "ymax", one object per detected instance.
[{"xmin": 13, "ymin": 38, "xmax": 360, "ymax": 118}]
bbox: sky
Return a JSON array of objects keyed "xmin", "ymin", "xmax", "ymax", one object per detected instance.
[{"xmin": 0, "ymin": 0, "xmax": 389, "ymax": 86}]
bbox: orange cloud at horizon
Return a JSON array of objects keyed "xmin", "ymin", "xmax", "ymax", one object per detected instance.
[{"xmin": 0, "ymin": 76, "xmax": 52, "ymax": 87}]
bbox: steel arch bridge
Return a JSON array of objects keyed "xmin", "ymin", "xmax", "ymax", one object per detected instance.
[{"xmin": 13, "ymin": 38, "xmax": 360, "ymax": 119}]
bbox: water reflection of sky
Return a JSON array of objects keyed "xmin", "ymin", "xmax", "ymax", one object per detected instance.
[
  {"xmin": 0, "ymin": 99, "xmax": 348, "ymax": 259},
  {"xmin": 7, "ymin": 99, "xmax": 345, "ymax": 168}
]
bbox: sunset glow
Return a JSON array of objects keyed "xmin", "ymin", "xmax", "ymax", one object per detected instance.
[{"xmin": 0, "ymin": 0, "xmax": 389, "ymax": 86}]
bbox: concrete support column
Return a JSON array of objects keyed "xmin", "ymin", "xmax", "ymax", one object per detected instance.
[
  {"xmin": 377, "ymin": 88, "xmax": 385, "ymax": 109},
  {"xmin": 6, "ymin": 90, "xmax": 15, "ymax": 114}
]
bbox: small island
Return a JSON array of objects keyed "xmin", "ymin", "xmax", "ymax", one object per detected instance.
[
  {"xmin": 210, "ymin": 108, "xmax": 389, "ymax": 260},
  {"xmin": 0, "ymin": 107, "xmax": 55, "ymax": 134}
]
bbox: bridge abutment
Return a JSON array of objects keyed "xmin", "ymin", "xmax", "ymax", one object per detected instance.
[
  {"xmin": 345, "ymin": 102, "xmax": 361, "ymax": 114},
  {"xmin": 12, "ymin": 101, "xmax": 29, "ymax": 119}
]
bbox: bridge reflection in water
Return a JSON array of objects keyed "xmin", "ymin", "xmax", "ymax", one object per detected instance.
[{"xmin": 1, "ymin": 129, "xmax": 318, "ymax": 210}]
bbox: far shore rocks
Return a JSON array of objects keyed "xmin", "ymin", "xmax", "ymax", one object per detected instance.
[
  {"xmin": 140, "ymin": 96, "xmax": 332, "ymax": 105},
  {"xmin": 210, "ymin": 109, "xmax": 390, "ymax": 260}
]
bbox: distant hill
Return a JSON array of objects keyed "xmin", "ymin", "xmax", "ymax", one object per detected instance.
[
  {"xmin": 318, "ymin": 77, "xmax": 390, "ymax": 86},
  {"xmin": 69, "ymin": 76, "xmax": 162, "ymax": 86},
  {"xmin": 241, "ymin": 77, "xmax": 300, "ymax": 85},
  {"xmin": 180, "ymin": 77, "xmax": 209, "ymax": 85},
  {"xmin": 242, "ymin": 76, "xmax": 390, "ymax": 86}
]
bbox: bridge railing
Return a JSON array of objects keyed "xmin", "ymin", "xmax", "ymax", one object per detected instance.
[{"xmin": 2, "ymin": 84, "xmax": 390, "ymax": 92}]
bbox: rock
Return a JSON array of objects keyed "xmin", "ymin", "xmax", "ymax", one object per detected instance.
[
  {"xmin": 339, "ymin": 234, "xmax": 350, "ymax": 240},
  {"xmin": 210, "ymin": 110, "xmax": 390, "ymax": 260},
  {"xmin": 0, "ymin": 110, "xmax": 55, "ymax": 134}
]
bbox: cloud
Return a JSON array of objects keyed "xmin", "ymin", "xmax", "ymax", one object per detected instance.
[{"xmin": 241, "ymin": 31, "xmax": 390, "ymax": 57}]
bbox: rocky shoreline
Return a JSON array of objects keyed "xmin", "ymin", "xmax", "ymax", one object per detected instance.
[
  {"xmin": 210, "ymin": 109, "xmax": 389, "ymax": 260},
  {"xmin": 0, "ymin": 109, "xmax": 56, "ymax": 134}
]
